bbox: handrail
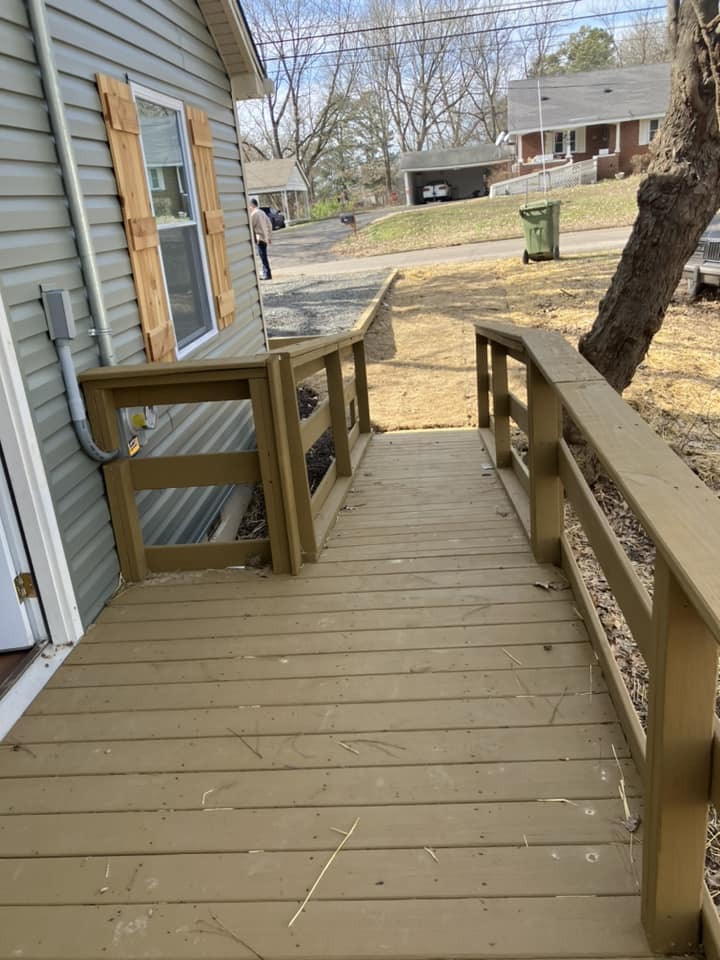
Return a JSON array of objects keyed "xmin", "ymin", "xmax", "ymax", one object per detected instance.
[
  {"xmin": 80, "ymin": 330, "xmax": 372, "ymax": 579},
  {"xmin": 475, "ymin": 319, "xmax": 720, "ymax": 956},
  {"xmin": 476, "ymin": 319, "xmax": 720, "ymax": 639}
]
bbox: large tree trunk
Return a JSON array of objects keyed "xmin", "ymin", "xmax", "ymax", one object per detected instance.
[{"xmin": 578, "ymin": 0, "xmax": 720, "ymax": 392}]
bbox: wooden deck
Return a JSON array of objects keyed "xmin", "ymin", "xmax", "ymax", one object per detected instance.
[{"xmin": 0, "ymin": 429, "xmax": 652, "ymax": 959}]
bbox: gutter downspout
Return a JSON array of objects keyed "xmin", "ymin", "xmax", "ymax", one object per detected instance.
[{"xmin": 27, "ymin": 0, "xmax": 116, "ymax": 368}]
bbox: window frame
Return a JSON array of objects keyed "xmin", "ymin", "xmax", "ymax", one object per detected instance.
[
  {"xmin": 129, "ymin": 82, "xmax": 218, "ymax": 360},
  {"xmin": 548, "ymin": 129, "xmax": 578, "ymax": 157},
  {"xmin": 639, "ymin": 116, "xmax": 663, "ymax": 146}
]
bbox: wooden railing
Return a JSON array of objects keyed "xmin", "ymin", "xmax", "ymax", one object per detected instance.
[
  {"xmin": 269, "ymin": 330, "xmax": 372, "ymax": 561},
  {"xmin": 476, "ymin": 320, "xmax": 720, "ymax": 957},
  {"xmin": 80, "ymin": 331, "xmax": 371, "ymax": 579}
]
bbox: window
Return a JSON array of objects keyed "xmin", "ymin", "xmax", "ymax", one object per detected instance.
[
  {"xmin": 639, "ymin": 117, "xmax": 663, "ymax": 146},
  {"xmin": 149, "ymin": 167, "xmax": 165, "ymax": 191},
  {"xmin": 549, "ymin": 129, "xmax": 578, "ymax": 157},
  {"xmin": 132, "ymin": 84, "xmax": 216, "ymax": 356}
]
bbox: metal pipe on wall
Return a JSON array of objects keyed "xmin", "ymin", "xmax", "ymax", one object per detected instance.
[{"xmin": 26, "ymin": 0, "xmax": 117, "ymax": 367}]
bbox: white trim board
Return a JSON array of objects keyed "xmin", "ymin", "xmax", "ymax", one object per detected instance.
[{"xmin": 0, "ymin": 287, "xmax": 83, "ymax": 736}]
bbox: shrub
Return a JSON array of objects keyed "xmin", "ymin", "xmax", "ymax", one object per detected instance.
[
  {"xmin": 311, "ymin": 197, "xmax": 346, "ymax": 219},
  {"xmin": 629, "ymin": 153, "xmax": 652, "ymax": 175}
]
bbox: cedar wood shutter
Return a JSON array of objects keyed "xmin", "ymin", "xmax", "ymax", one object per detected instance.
[
  {"xmin": 185, "ymin": 106, "xmax": 236, "ymax": 328},
  {"xmin": 96, "ymin": 73, "xmax": 176, "ymax": 363}
]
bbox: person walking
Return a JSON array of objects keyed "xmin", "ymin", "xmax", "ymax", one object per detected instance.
[{"xmin": 249, "ymin": 198, "xmax": 273, "ymax": 280}]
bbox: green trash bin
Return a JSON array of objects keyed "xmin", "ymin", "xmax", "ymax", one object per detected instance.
[{"xmin": 519, "ymin": 199, "xmax": 561, "ymax": 263}]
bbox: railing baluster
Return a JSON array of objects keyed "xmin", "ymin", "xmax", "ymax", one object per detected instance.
[
  {"xmin": 325, "ymin": 347, "xmax": 352, "ymax": 476},
  {"xmin": 490, "ymin": 344, "xmax": 511, "ymax": 468},
  {"xmin": 527, "ymin": 360, "xmax": 562, "ymax": 565},
  {"xmin": 642, "ymin": 555, "xmax": 717, "ymax": 953},
  {"xmin": 276, "ymin": 353, "xmax": 318, "ymax": 561},
  {"xmin": 249, "ymin": 375, "xmax": 294, "ymax": 575},
  {"xmin": 352, "ymin": 339, "xmax": 371, "ymax": 434},
  {"xmin": 476, "ymin": 334, "xmax": 490, "ymax": 429}
]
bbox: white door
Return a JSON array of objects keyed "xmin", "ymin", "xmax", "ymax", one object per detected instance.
[{"xmin": 0, "ymin": 457, "xmax": 46, "ymax": 652}]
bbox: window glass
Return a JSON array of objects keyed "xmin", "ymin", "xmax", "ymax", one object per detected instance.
[
  {"xmin": 649, "ymin": 118, "xmax": 660, "ymax": 141},
  {"xmin": 134, "ymin": 91, "xmax": 215, "ymax": 354}
]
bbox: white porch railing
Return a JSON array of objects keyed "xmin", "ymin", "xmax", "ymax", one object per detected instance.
[{"xmin": 489, "ymin": 157, "xmax": 598, "ymax": 198}]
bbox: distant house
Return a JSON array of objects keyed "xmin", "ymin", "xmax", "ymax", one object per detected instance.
[
  {"xmin": 245, "ymin": 158, "xmax": 311, "ymax": 222},
  {"xmin": 0, "ymin": 0, "xmax": 268, "ymax": 717},
  {"xmin": 399, "ymin": 145, "xmax": 515, "ymax": 205},
  {"xmin": 507, "ymin": 62, "xmax": 671, "ymax": 177}
]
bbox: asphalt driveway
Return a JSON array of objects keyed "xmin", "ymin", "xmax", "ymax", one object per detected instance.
[{"xmin": 270, "ymin": 208, "xmax": 399, "ymax": 270}]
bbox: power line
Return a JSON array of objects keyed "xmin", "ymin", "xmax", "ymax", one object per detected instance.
[
  {"xmin": 261, "ymin": 5, "xmax": 664, "ymax": 63},
  {"xmin": 254, "ymin": 0, "xmax": 580, "ymax": 48}
]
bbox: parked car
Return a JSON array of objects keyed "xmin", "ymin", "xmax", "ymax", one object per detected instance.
[
  {"xmin": 684, "ymin": 211, "xmax": 720, "ymax": 297},
  {"xmin": 422, "ymin": 182, "xmax": 451, "ymax": 203},
  {"xmin": 261, "ymin": 206, "xmax": 286, "ymax": 229}
]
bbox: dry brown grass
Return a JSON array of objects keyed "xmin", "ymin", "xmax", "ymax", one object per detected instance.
[{"xmin": 367, "ymin": 252, "xmax": 720, "ymax": 488}]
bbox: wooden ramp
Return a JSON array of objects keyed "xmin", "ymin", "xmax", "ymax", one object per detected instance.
[{"xmin": 0, "ymin": 430, "xmax": 652, "ymax": 959}]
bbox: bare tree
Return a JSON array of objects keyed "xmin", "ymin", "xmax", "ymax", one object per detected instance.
[
  {"xmin": 238, "ymin": 0, "xmax": 359, "ymax": 182},
  {"xmin": 520, "ymin": 0, "xmax": 576, "ymax": 77},
  {"xmin": 579, "ymin": 0, "xmax": 720, "ymax": 392},
  {"xmin": 616, "ymin": 14, "xmax": 670, "ymax": 65},
  {"xmin": 366, "ymin": 0, "xmax": 471, "ymax": 152},
  {"xmin": 457, "ymin": 6, "xmax": 523, "ymax": 142}
]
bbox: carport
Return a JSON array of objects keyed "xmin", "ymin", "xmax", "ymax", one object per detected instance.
[
  {"xmin": 400, "ymin": 145, "xmax": 514, "ymax": 205},
  {"xmin": 245, "ymin": 157, "xmax": 311, "ymax": 223}
]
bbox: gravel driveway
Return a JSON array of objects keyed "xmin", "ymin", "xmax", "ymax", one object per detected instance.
[{"xmin": 262, "ymin": 271, "xmax": 390, "ymax": 337}]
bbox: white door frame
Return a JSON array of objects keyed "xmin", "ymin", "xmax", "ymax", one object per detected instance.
[{"xmin": 0, "ymin": 288, "xmax": 83, "ymax": 737}]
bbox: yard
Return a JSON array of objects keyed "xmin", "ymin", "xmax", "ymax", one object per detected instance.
[
  {"xmin": 366, "ymin": 252, "xmax": 720, "ymax": 493},
  {"xmin": 335, "ymin": 178, "xmax": 640, "ymax": 258}
]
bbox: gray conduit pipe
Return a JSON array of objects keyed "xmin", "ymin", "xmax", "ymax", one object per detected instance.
[
  {"xmin": 55, "ymin": 340, "xmax": 117, "ymax": 463},
  {"xmin": 27, "ymin": 0, "xmax": 117, "ymax": 368}
]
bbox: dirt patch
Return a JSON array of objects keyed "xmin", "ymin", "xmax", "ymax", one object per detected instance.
[{"xmin": 363, "ymin": 268, "xmax": 511, "ymax": 431}]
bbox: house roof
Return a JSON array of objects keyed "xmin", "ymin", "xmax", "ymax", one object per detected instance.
[
  {"xmin": 508, "ymin": 62, "xmax": 671, "ymax": 135},
  {"xmin": 197, "ymin": 0, "xmax": 270, "ymax": 98},
  {"xmin": 399, "ymin": 144, "xmax": 515, "ymax": 172},
  {"xmin": 245, "ymin": 158, "xmax": 310, "ymax": 193}
]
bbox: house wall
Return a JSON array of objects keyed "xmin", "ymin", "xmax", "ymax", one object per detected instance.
[
  {"xmin": 517, "ymin": 120, "xmax": 650, "ymax": 177},
  {"xmin": 0, "ymin": 0, "xmax": 265, "ymax": 626}
]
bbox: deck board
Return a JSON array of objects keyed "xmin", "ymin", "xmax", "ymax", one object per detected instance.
[{"xmin": 0, "ymin": 429, "xmax": 652, "ymax": 959}]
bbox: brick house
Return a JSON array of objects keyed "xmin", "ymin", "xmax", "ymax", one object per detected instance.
[{"xmin": 507, "ymin": 62, "xmax": 670, "ymax": 178}]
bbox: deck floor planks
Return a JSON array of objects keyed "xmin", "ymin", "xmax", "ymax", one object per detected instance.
[{"xmin": 0, "ymin": 429, "xmax": 652, "ymax": 959}]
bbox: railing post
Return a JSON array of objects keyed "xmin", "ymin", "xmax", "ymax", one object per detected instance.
[
  {"xmin": 277, "ymin": 353, "xmax": 318, "ymax": 561},
  {"xmin": 265, "ymin": 356, "xmax": 302, "ymax": 575},
  {"xmin": 249, "ymin": 374, "xmax": 294, "ymax": 575},
  {"xmin": 526, "ymin": 361, "xmax": 562, "ymax": 565},
  {"xmin": 325, "ymin": 347, "xmax": 352, "ymax": 476},
  {"xmin": 476, "ymin": 334, "xmax": 490, "ymax": 429},
  {"xmin": 84, "ymin": 383, "xmax": 147, "ymax": 581},
  {"xmin": 490, "ymin": 344, "xmax": 511, "ymax": 468},
  {"xmin": 642, "ymin": 556, "xmax": 717, "ymax": 954},
  {"xmin": 352, "ymin": 340, "xmax": 371, "ymax": 434}
]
